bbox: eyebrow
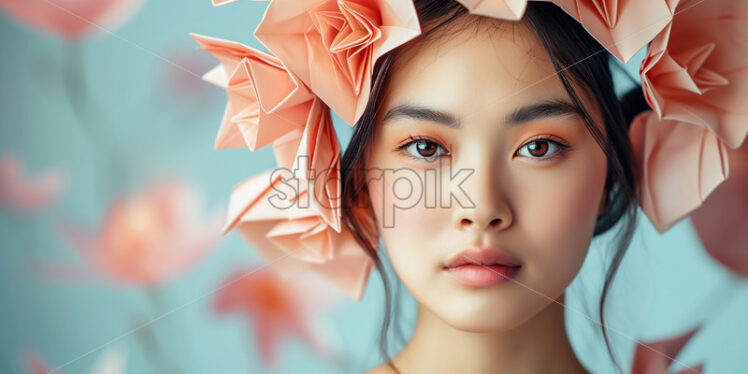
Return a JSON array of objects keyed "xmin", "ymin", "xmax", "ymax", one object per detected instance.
[
  {"xmin": 507, "ymin": 99, "xmax": 583, "ymax": 125},
  {"xmin": 382, "ymin": 99, "xmax": 583, "ymax": 128}
]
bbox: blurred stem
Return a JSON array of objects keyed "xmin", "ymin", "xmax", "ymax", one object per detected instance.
[
  {"xmin": 63, "ymin": 42, "xmax": 128, "ymax": 194},
  {"xmin": 64, "ymin": 42, "xmax": 87, "ymax": 123}
]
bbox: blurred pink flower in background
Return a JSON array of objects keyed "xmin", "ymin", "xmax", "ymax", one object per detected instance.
[
  {"xmin": 0, "ymin": 0, "xmax": 145, "ymax": 40},
  {"xmin": 161, "ymin": 48, "xmax": 217, "ymax": 102},
  {"xmin": 630, "ymin": 327, "xmax": 703, "ymax": 374},
  {"xmin": 27, "ymin": 347, "xmax": 126, "ymax": 374},
  {"xmin": 0, "ymin": 153, "xmax": 65, "ymax": 213},
  {"xmin": 59, "ymin": 180, "xmax": 223, "ymax": 285},
  {"xmin": 214, "ymin": 266, "xmax": 343, "ymax": 367},
  {"xmin": 691, "ymin": 141, "xmax": 748, "ymax": 278}
]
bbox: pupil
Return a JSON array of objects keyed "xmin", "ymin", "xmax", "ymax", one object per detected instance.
[
  {"xmin": 528, "ymin": 141, "xmax": 548, "ymax": 157},
  {"xmin": 417, "ymin": 140, "xmax": 437, "ymax": 157}
]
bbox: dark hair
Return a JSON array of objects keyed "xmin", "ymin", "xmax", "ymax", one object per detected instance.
[{"xmin": 340, "ymin": 1, "xmax": 646, "ymax": 373}]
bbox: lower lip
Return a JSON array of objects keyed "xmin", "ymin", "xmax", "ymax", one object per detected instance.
[{"xmin": 444, "ymin": 264, "xmax": 521, "ymax": 287}]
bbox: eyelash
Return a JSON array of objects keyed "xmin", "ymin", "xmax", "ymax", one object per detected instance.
[
  {"xmin": 395, "ymin": 135, "xmax": 451, "ymax": 163},
  {"xmin": 516, "ymin": 135, "xmax": 572, "ymax": 163},
  {"xmin": 395, "ymin": 134, "xmax": 571, "ymax": 163}
]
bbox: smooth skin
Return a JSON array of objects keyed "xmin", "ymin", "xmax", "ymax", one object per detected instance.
[{"xmin": 364, "ymin": 16, "xmax": 607, "ymax": 374}]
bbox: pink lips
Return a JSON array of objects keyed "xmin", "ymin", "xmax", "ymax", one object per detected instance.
[{"xmin": 443, "ymin": 247, "xmax": 521, "ymax": 287}]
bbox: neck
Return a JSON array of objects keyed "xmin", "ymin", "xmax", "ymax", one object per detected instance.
[{"xmin": 391, "ymin": 292, "xmax": 587, "ymax": 374}]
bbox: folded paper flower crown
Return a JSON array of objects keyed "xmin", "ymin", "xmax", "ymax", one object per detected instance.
[{"xmin": 190, "ymin": 0, "xmax": 748, "ymax": 300}]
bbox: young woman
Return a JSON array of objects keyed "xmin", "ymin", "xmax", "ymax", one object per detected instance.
[
  {"xmin": 193, "ymin": 0, "xmax": 743, "ymax": 372},
  {"xmin": 341, "ymin": 2, "xmax": 641, "ymax": 373}
]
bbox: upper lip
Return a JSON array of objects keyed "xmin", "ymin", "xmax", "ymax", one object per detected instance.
[{"xmin": 444, "ymin": 246, "xmax": 522, "ymax": 268}]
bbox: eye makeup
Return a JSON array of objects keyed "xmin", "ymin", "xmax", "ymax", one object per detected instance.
[
  {"xmin": 393, "ymin": 132, "xmax": 574, "ymax": 165},
  {"xmin": 394, "ymin": 135, "xmax": 451, "ymax": 163},
  {"xmin": 514, "ymin": 134, "xmax": 573, "ymax": 163}
]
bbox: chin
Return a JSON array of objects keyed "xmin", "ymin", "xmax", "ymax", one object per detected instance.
[{"xmin": 429, "ymin": 294, "xmax": 544, "ymax": 333}]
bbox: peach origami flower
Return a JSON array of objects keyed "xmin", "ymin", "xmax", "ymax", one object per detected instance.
[
  {"xmin": 691, "ymin": 141, "xmax": 748, "ymax": 278},
  {"xmin": 630, "ymin": 327, "xmax": 702, "ymax": 374},
  {"xmin": 190, "ymin": 33, "xmax": 316, "ymax": 153},
  {"xmin": 253, "ymin": 0, "xmax": 421, "ymax": 125},
  {"xmin": 640, "ymin": 0, "xmax": 748, "ymax": 150},
  {"xmin": 222, "ymin": 170, "xmax": 372, "ymax": 300},
  {"xmin": 214, "ymin": 267, "xmax": 341, "ymax": 366},
  {"xmin": 456, "ymin": 0, "xmax": 528, "ymax": 20},
  {"xmin": 0, "ymin": 0, "xmax": 144, "ymax": 40},
  {"xmin": 629, "ymin": 111, "xmax": 729, "ymax": 233},
  {"xmin": 544, "ymin": 0, "xmax": 676, "ymax": 63},
  {"xmin": 0, "ymin": 153, "xmax": 65, "ymax": 213},
  {"xmin": 60, "ymin": 181, "xmax": 223, "ymax": 285}
]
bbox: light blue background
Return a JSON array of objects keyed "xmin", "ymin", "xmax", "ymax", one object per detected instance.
[{"xmin": 1, "ymin": 1, "xmax": 746, "ymax": 373}]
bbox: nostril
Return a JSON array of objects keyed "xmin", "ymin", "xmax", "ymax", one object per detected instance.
[
  {"xmin": 461, "ymin": 218, "xmax": 472, "ymax": 226},
  {"xmin": 489, "ymin": 218, "xmax": 501, "ymax": 227}
]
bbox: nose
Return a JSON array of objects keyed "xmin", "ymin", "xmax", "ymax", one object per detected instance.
[{"xmin": 452, "ymin": 165, "xmax": 512, "ymax": 232}]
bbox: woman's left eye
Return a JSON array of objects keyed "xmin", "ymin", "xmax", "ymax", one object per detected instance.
[
  {"xmin": 515, "ymin": 139, "xmax": 567, "ymax": 160},
  {"xmin": 398, "ymin": 137, "xmax": 449, "ymax": 162}
]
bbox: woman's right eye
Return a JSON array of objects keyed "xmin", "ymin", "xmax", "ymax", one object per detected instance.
[{"xmin": 400, "ymin": 137, "xmax": 449, "ymax": 162}]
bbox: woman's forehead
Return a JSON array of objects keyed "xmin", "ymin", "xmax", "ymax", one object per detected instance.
[{"xmin": 382, "ymin": 18, "xmax": 574, "ymax": 123}]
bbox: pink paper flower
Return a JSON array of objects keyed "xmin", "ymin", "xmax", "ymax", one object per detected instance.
[
  {"xmin": 690, "ymin": 141, "xmax": 748, "ymax": 278},
  {"xmin": 214, "ymin": 267, "xmax": 342, "ymax": 366},
  {"xmin": 0, "ymin": 0, "xmax": 144, "ymax": 40},
  {"xmin": 190, "ymin": 33, "xmax": 317, "ymax": 153},
  {"xmin": 456, "ymin": 1, "xmax": 677, "ymax": 63},
  {"xmin": 629, "ymin": 111, "xmax": 729, "ymax": 233},
  {"xmin": 456, "ymin": 0, "xmax": 528, "ymax": 20},
  {"xmin": 630, "ymin": 327, "xmax": 703, "ymax": 374},
  {"xmin": 192, "ymin": 29, "xmax": 367, "ymax": 298},
  {"xmin": 222, "ymin": 169, "xmax": 372, "ymax": 300},
  {"xmin": 543, "ymin": 0, "xmax": 676, "ymax": 63},
  {"xmin": 59, "ymin": 180, "xmax": 223, "ymax": 285},
  {"xmin": 640, "ymin": 0, "xmax": 748, "ymax": 150},
  {"xmin": 253, "ymin": 0, "xmax": 421, "ymax": 125},
  {"xmin": 0, "ymin": 153, "xmax": 65, "ymax": 213}
]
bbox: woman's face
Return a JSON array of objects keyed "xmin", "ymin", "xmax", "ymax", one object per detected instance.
[{"xmin": 365, "ymin": 19, "xmax": 608, "ymax": 332}]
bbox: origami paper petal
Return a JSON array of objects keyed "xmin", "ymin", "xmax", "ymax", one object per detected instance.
[
  {"xmin": 0, "ymin": 153, "xmax": 65, "ymax": 213},
  {"xmin": 60, "ymin": 181, "xmax": 223, "ymax": 285},
  {"xmin": 630, "ymin": 326, "xmax": 702, "ymax": 374},
  {"xmin": 289, "ymin": 98, "xmax": 343, "ymax": 231},
  {"xmin": 254, "ymin": 0, "xmax": 421, "ymax": 125},
  {"xmin": 640, "ymin": 0, "xmax": 748, "ymax": 149},
  {"xmin": 190, "ymin": 33, "xmax": 316, "ymax": 151},
  {"xmin": 222, "ymin": 170, "xmax": 373, "ymax": 300},
  {"xmin": 456, "ymin": 0, "xmax": 529, "ymax": 20},
  {"xmin": 542, "ymin": 0, "xmax": 676, "ymax": 63},
  {"xmin": 0, "ymin": 0, "xmax": 144, "ymax": 40},
  {"xmin": 629, "ymin": 111, "xmax": 729, "ymax": 233},
  {"xmin": 691, "ymin": 141, "xmax": 748, "ymax": 278},
  {"xmin": 269, "ymin": 129, "xmax": 303, "ymax": 170}
]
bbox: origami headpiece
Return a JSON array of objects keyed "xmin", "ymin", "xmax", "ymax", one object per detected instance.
[{"xmin": 191, "ymin": 0, "xmax": 748, "ymax": 300}]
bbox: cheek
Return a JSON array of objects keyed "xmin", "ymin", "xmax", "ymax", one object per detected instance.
[
  {"xmin": 527, "ymin": 168, "xmax": 604, "ymax": 239},
  {"xmin": 518, "ymin": 151, "xmax": 607, "ymax": 286},
  {"xmin": 366, "ymin": 167, "xmax": 446, "ymax": 281}
]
